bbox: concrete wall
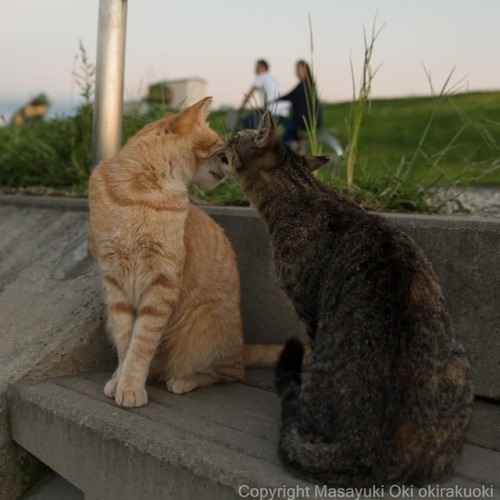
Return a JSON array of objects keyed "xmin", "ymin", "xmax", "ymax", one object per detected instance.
[
  {"xmin": 0, "ymin": 196, "xmax": 498, "ymax": 498},
  {"xmin": 0, "ymin": 197, "xmax": 498, "ymax": 399},
  {"xmin": 205, "ymin": 207, "xmax": 500, "ymax": 401}
]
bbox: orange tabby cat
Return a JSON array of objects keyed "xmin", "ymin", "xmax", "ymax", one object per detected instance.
[{"xmin": 89, "ymin": 97, "xmax": 280, "ymax": 407}]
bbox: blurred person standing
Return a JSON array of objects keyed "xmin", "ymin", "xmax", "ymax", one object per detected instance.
[{"xmin": 277, "ymin": 60, "xmax": 323, "ymax": 144}]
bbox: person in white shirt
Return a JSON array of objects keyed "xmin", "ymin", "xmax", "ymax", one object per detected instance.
[{"xmin": 238, "ymin": 59, "xmax": 289, "ymax": 129}]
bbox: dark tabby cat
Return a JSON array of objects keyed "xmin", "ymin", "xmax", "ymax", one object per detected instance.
[{"xmin": 223, "ymin": 113, "xmax": 473, "ymax": 486}]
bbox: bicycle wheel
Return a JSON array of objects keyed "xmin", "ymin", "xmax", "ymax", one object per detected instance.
[{"xmin": 317, "ymin": 131, "xmax": 344, "ymax": 177}]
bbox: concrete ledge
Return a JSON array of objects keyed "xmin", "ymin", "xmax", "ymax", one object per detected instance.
[
  {"xmin": 0, "ymin": 194, "xmax": 88, "ymax": 211},
  {"xmin": 0, "ymin": 200, "xmax": 112, "ymax": 500},
  {"xmin": 9, "ymin": 373, "xmax": 312, "ymax": 500},
  {"xmin": 8, "ymin": 372, "xmax": 500, "ymax": 500},
  {"xmin": 1, "ymin": 195, "xmax": 499, "ymax": 498},
  {"xmin": 0, "ymin": 195, "xmax": 498, "ymax": 399}
]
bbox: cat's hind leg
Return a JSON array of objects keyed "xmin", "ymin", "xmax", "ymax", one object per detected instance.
[
  {"xmin": 164, "ymin": 343, "xmax": 244, "ymax": 395},
  {"xmin": 159, "ymin": 301, "xmax": 244, "ymax": 394},
  {"xmin": 166, "ymin": 373, "xmax": 220, "ymax": 395}
]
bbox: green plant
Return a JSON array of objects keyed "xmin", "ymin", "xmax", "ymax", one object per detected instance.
[
  {"xmin": 303, "ymin": 15, "xmax": 321, "ymax": 157},
  {"xmin": 70, "ymin": 40, "xmax": 95, "ymax": 179},
  {"xmin": 0, "ymin": 42, "xmax": 97, "ymax": 195},
  {"xmin": 301, "ymin": 16, "xmax": 344, "ymax": 186},
  {"xmin": 353, "ymin": 70, "xmax": 500, "ymax": 211},
  {"xmin": 72, "ymin": 40, "xmax": 95, "ymax": 106},
  {"xmin": 344, "ymin": 17, "xmax": 384, "ymax": 194},
  {"xmin": 323, "ymin": 16, "xmax": 500, "ymax": 212}
]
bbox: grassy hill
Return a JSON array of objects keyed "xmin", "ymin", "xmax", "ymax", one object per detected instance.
[
  {"xmin": 321, "ymin": 91, "xmax": 500, "ymax": 185},
  {"xmin": 200, "ymin": 91, "xmax": 500, "ymax": 209},
  {"xmin": 0, "ymin": 91, "xmax": 498, "ymax": 206}
]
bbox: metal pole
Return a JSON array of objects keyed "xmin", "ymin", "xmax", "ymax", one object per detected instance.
[{"xmin": 92, "ymin": 0, "xmax": 128, "ymax": 166}]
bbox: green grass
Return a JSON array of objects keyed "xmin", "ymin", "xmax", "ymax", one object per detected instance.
[
  {"xmin": 0, "ymin": 106, "xmax": 93, "ymax": 194},
  {"xmin": 0, "ymin": 106, "xmax": 165, "ymax": 196},
  {"xmin": 323, "ymin": 91, "xmax": 500, "ymax": 185},
  {"xmin": 199, "ymin": 92, "xmax": 500, "ymax": 211},
  {"xmin": 0, "ymin": 91, "xmax": 499, "ymax": 208}
]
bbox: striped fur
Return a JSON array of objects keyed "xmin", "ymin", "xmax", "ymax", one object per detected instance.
[
  {"xmin": 89, "ymin": 98, "xmax": 280, "ymax": 407},
  {"xmin": 225, "ymin": 113, "xmax": 473, "ymax": 486}
]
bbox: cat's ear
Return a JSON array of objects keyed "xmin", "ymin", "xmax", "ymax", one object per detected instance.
[
  {"xmin": 171, "ymin": 96, "xmax": 212, "ymax": 134},
  {"xmin": 304, "ymin": 155, "xmax": 329, "ymax": 171},
  {"xmin": 255, "ymin": 112, "xmax": 277, "ymax": 148}
]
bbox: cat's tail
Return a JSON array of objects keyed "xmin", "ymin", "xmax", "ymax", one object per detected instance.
[
  {"xmin": 275, "ymin": 337, "xmax": 303, "ymax": 399},
  {"xmin": 243, "ymin": 341, "xmax": 310, "ymax": 369},
  {"xmin": 275, "ymin": 338, "xmax": 305, "ymax": 471},
  {"xmin": 243, "ymin": 343, "xmax": 283, "ymax": 368},
  {"xmin": 276, "ymin": 339, "xmax": 375, "ymax": 487},
  {"xmin": 275, "ymin": 339, "xmax": 304, "ymax": 441}
]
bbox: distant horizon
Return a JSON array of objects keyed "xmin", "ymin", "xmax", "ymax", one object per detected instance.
[{"xmin": 2, "ymin": 85, "xmax": 499, "ymax": 124}]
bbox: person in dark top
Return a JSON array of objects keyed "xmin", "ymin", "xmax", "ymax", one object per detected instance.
[{"xmin": 277, "ymin": 60, "xmax": 323, "ymax": 144}]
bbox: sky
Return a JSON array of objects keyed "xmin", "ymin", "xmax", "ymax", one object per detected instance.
[{"xmin": 1, "ymin": 0, "xmax": 499, "ymax": 119}]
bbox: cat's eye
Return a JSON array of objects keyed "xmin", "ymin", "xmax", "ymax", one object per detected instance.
[{"xmin": 220, "ymin": 153, "xmax": 228, "ymax": 164}]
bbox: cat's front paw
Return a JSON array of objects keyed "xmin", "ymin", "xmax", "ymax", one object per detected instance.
[
  {"xmin": 115, "ymin": 385, "xmax": 148, "ymax": 407},
  {"xmin": 166, "ymin": 376, "xmax": 199, "ymax": 395},
  {"xmin": 104, "ymin": 377, "xmax": 118, "ymax": 398}
]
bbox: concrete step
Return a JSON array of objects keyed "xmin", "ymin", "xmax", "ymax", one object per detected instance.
[{"xmin": 8, "ymin": 370, "xmax": 500, "ymax": 500}]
